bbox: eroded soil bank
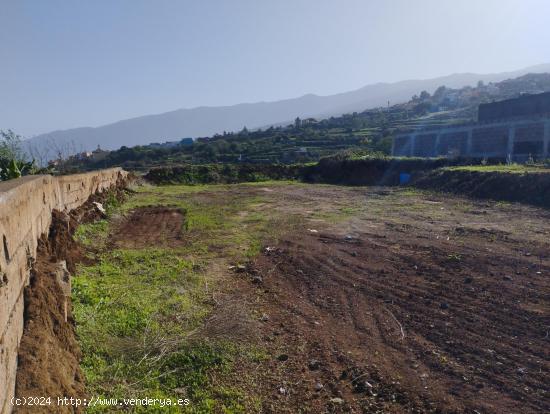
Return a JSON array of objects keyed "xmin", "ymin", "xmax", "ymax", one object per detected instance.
[
  {"xmin": 14, "ymin": 185, "xmax": 128, "ymax": 414},
  {"xmin": 412, "ymin": 168, "xmax": 550, "ymax": 208}
]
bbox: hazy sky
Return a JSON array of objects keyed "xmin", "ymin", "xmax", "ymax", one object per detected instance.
[{"xmin": 2, "ymin": 0, "xmax": 550, "ymax": 136}]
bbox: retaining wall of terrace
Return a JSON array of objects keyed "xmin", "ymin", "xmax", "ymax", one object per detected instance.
[
  {"xmin": 392, "ymin": 116, "xmax": 550, "ymax": 160},
  {"xmin": 0, "ymin": 168, "xmax": 127, "ymax": 413}
]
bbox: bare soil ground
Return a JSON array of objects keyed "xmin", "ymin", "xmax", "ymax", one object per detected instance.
[
  {"xmin": 204, "ymin": 185, "xmax": 550, "ymax": 413},
  {"xmin": 42, "ymin": 183, "xmax": 549, "ymax": 413},
  {"xmin": 111, "ymin": 206, "xmax": 186, "ymax": 248}
]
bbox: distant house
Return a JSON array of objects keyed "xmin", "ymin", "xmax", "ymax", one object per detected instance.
[
  {"xmin": 180, "ymin": 137, "xmax": 194, "ymax": 146},
  {"xmin": 478, "ymin": 91, "xmax": 550, "ymax": 122},
  {"xmin": 91, "ymin": 145, "xmax": 109, "ymax": 161},
  {"xmin": 69, "ymin": 151, "xmax": 93, "ymax": 161},
  {"xmin": 301, "ymin": 118, "xmax": 318, "ymax": 126},
  {"xmin": 149, "ymin": 140, "xmax": 180, "ymax": 148}
]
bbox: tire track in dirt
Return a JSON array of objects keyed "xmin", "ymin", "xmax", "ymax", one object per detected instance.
[{"xmin": 233, "ymin": 218, "xmax": 550, "ymax": 413}]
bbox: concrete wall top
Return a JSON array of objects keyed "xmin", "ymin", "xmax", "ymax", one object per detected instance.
[{"xmin": 0, "ymin": 175, "xmax": 49, "ymax": 199}]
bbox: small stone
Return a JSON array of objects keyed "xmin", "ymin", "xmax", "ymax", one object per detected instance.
[
  {"xmin": 278, "ymin": 387, "xmax": 287, "ymax": 395},
  {"xmin": 252, "ymin": 275, "xmax": 263, "ymax": 284},
  {"xmin": 351, "ymin": 251, "xmax": 358, "ymax": 257},
  {"xmin": 314, "ymin": 382, "xmax": 324, "ymax": 391},
  {"xmin": 503, "ymin": 275, "xmax": 513, "ymax": 281},
  {"xmin": 353, "ymin": 379, "xmax": 374, "ymax": 393},
  {"xmin": 308, "ymin": 359, "xmax": 320, "ymax": 370},
  {"xmin": 277, "ymin": 354, "xmax": 289, "ymax": 362},
  {"xmin": 330, "ymin": 397, "xmax": 344, "ymax": 404},
  {"xmin": 92, "ymin": 201, "xmax": 106, "ymax": 214},
  {"xmin": 440, "ymin": 302, "xmax": 449, "ymax": 310},
  {"xmin": 260, "ymin": 313, "xmax": 269, "ymax": 322}
]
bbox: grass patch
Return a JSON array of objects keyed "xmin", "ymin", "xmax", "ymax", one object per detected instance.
[
  {"xmin": 73, "ymin": 245, "xmax": 252, "ymax": 412},
  {"xmin": 72, "ymin": 181, "xmax": 375, "ymax": 412},
  {"xmin": 445, "ymin": 164, "xmax": 550, "ymax": 173},
  {"xmin": 311, "ymin": 205, "xmax": 366, "ymax": 223},
  {"xmin": 74, "ymin": 220, "xmax": 110, "ymax": 248},
  {"xmin": 119, "ymin": 185, "xmax": 283, "ymax": 261},
  {"xmin": 72, "ymin": 183, "xmax": 302, "ymax": 412}
]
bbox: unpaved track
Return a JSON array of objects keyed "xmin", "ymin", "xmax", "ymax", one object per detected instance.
[{"xmin": 220, "ymin": 186, "xmax": 550, "ymax": 413}]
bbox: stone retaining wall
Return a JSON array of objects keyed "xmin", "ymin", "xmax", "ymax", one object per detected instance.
[{"xmin": 0, "ymin": 168, "xmax": 127, "ymax": 413}]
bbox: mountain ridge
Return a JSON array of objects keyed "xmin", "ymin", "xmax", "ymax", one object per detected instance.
[{"xmin": 24, "ymin": 63, "xmax": 550, "ymax": 159}]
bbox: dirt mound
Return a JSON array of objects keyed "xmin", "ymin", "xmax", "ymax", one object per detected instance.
[
  {"xmin": 15, "ymin": 236, "xmax": 87, "ymax": 413},
  {"xmin": 413, "ymin": 169, "xmax": 550, "ymax": 208},
  {"xmin": 15, "ymin": 185, "xmax": 128, "ymax": 413},
  {"xmin": 233, "ymin": 227, "xmax": 549, "ymax": 413},
  {"xmin": 111, "ymin": 206, "xmax": 186, "ymax": 248}
]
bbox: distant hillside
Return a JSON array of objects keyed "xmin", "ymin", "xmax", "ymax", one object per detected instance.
[
  {"xmin": 23, "ymin": 64, "xmax": 550, "ymax": 161},
  {"xmin": 58, "ymin": 72, "xmax": 550, "ymax": 171}
]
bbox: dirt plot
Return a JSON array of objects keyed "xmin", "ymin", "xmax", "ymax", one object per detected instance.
[
  {"xmin": 214, "ymin": 185, "xmax": 550, "ymax": 413},
  {"xmin": 111, "ymin": 206, "xmax": 186, "ymax": 248},
  {"xmin": 51, "ymin": 183, "xmax": 549, "ymax": 413}
]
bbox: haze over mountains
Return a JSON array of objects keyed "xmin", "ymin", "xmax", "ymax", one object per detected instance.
[{"xmin": 24, "ymin": 63, "xmax": 550, "ymax": 159}]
